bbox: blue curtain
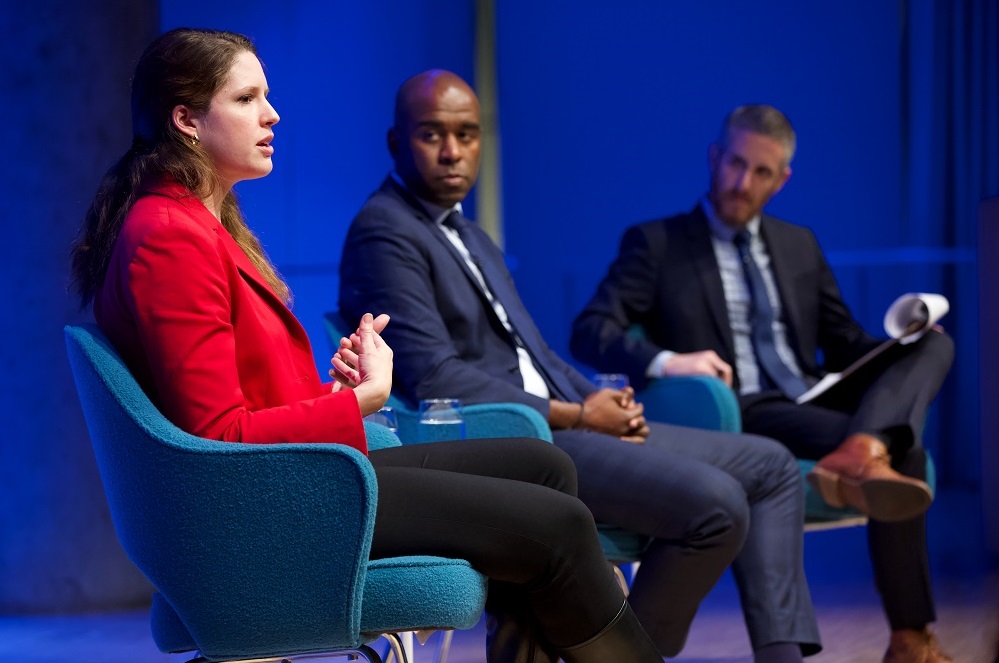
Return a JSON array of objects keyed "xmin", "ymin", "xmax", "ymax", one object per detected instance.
[
  {"xmin": 903, "ymin": 0, "xmax": 999, "ymax": 243},
  {"xmin": 899, "ymin": 0, "xmax": 999, "ymax": 484}
]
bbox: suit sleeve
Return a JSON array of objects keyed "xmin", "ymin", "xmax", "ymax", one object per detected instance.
[
  {"xmin": 570, "ymin": 224, "xmax": 670, "ymax": 387},
  {"xmin": 124, "ymin": 211, "xmax": 366, "ymax": 451},
  {"xmin": 810, "ymin": 236, "xmax": 883, "ymax": 370},
  {"xmin": 339, "ymin": 207, "xmax": 556, "ymax": 417}
]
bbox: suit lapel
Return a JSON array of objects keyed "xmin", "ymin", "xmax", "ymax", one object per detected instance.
[
  {"xmin": 215, "ymin": 226, "xmax": 312, "ymax": 352},
  {"xmin": 381, "ymin": 179, "xmax": 575, "ymax": 401},
  {"xmin": 685, "ymin": 209, "xmax": 737, "ymax": 361},
  {"xmin": 144, "ymin": 179, "xmax": 313, "ymax": 355},
  {"xmin": 381, "ymin": 179, "xmax": 505, "ymax": 316}
]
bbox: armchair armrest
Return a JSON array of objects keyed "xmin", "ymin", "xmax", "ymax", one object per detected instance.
[
  {"xmin": 100, "ymin": 437, "xmax": 378, "ymax": 659},
  {"xmin": 636, "ymin": 376, "xmax": 742, "ymax": 433},
  {"xmin": 364, "ymin": 420, "xmax": 403, "ymax": 450},
  {"xmin": 393, "ymin": 402, "xmax": 552, "ymax": 444},
  {"xmin": 462, "ymin": 403, "xmax": 553, "ymax": 441}
]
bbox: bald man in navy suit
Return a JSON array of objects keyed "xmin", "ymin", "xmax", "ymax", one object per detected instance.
[{"xmin": 340, "ymin": 72, "xmax": 820, "ymax": 663}]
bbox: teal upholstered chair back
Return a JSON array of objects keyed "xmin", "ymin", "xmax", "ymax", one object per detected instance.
[
  {"xmin": 65, "ymin": 324, "xmax": 376, "ymax": 658},
  {"xmin": 64, "ymin": 324, "xmax": 486, "ymax": 662}
]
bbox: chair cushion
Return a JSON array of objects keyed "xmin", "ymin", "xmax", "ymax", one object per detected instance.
[
  {"xmin": 151, "ymin": 556, "xmax": 488, "ymax": 654},
  {"xmin": 364, "ymin": 420, "xmax": 402, "ymax": 450},
  {"xmin": 360, "ymin": 556, "xmax": 488, "ymax": 635}
]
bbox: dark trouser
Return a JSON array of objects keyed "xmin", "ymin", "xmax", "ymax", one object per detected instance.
[
  {"xmin": 739, "ymin": 331, "xmax": 954, "ymax": 630},
  {"xmin": 554, "ymin": 423, "xmax": 820, "ymax": 656},
  {"xmin": 368, "ymin": 437, "xmax": 624, "ymax": 649}
]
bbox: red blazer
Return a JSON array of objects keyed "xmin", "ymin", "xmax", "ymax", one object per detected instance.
[{"xmin": 96, "ymin": 179, "xmax": 367, "ymax": 453}]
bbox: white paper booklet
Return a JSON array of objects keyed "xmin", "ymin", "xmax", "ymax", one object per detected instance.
[{"xmin": 795, "ymin": 293, "xmax": 949, "ymax": 404}]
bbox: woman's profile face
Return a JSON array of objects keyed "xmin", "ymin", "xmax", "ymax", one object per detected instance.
[{"xmin": 192, "ymin": 50, "xmax": 280, "ymax": 189}]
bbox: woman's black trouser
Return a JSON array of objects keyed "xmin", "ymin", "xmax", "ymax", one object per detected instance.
[{"xmin": 368, "ymin": 437, "xmax": 625, "ymax": 649}]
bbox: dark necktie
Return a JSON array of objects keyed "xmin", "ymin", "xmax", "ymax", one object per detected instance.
[
  {"xmin": 733, "ymin": 230, "xmax": 808, "ymax": 399},
  {"xmin": 442, "ymin": 210, "xmax": 577, "ymax": 401}
]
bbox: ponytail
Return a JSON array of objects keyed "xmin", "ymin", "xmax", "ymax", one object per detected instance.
[{"xmin": 70, "ymin": 147, "xmax": 148, "ymax": 307}]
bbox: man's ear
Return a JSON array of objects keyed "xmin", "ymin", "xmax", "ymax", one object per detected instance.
[
  {"xmin": 386, "ymin": 126, "xmax": 399, "ymax": 159},
  {"xmin": 172, "ymin": 104, "xmax": 199, "ymax": 141},
  {"xmin": 774, "ymin": 166, "xmax": 792, "ymax": 195}
]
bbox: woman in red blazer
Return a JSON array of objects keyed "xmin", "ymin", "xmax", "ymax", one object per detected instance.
[{"xmin": 68, "ymin": 28, "xmax": 661, "ymax": 663}]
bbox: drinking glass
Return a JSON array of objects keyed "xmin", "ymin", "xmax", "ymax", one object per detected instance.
[
  {"xmin": 593, "ymin": 373, "xmax": 629, "ymax": 391},
  {"xmin": 364, "ymin": 406, "xmax": 400, "ymax": 438},
  {"xmin": 418, "ymin": 398, "xmax": 466, "ymax": 443}
]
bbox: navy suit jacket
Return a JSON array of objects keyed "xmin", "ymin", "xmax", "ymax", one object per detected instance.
[
  {"xmin": 570, "ymin": 204, "xmax": 881, "ymax": 393},
  {"xmin": 339, "ymin": 178, "xmax": 595, "ymax": 417}
]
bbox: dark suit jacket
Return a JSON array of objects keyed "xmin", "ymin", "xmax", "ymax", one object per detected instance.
[
  {"xmin": 339, "ymin": 178, "xmax": 595, "ymax": 417},
  {"xmin": 570, "ymin": 204, "xmax": 881, "ymax": 392}
]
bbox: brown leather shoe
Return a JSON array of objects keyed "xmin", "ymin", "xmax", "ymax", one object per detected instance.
[
  {"xmin": 883, "ymin": 627, "xmax": 954, "ymax": 663},
  {"xmin": 806, "ymin": 433, "xmax": 933, "ymax": 522}
]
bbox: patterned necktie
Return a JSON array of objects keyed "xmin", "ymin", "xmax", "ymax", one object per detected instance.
[
  {"xmin": 442, "ymin": 210, "xmax": 577, "ymax": 401},
  {"xmin": 733, "ymin": 230, "xmax": 808, "ymax": 399}
]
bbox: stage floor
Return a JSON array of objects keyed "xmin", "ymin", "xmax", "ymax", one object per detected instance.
[{"xmin": 3, "ymin": 488, "xmax": 996, "ymax": 662}]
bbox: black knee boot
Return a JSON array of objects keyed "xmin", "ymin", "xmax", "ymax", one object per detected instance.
[
  {"xmin": 559, "ymin": 602, "xmax": 663, "ymax": 662},
  {"xmin": 486, "ymin": 609, "xmax": 560, "ymax": 663}
]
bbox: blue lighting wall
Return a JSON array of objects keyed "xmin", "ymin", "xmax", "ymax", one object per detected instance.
[
  {"xmin": 489, "ymin": 2, "xmax": 985, "ymax": 494},
  {"xmin": 494, "ymin": 1, "xmax": 905, "ymax": 349},
  {"xmin": 2, "ymin": 0, "xmax": 991, "ymax": 613},
  {"xmin": 0, "ymin": 2, "xmax": 158, "ymax": 612}
]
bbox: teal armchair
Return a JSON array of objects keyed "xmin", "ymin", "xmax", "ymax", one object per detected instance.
[{"xmin": 65, "ymin": 324, "xmax": 486, "ymax": 663}]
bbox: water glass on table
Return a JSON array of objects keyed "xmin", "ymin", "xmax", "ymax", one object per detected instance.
[
  {"xmin": 418, "ymin": 398, "xmax": 466, "ymax": 443},
  {"xmin": 592, "ymin": 373, "xmax": 629, "ymax": 391},
  {"xmin": 364, "ymin": 406, "xmax": 400, "ymax": 437}
]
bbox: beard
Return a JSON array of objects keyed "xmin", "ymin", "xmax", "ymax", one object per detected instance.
[{"xmin": 711, "ymin": 189, "xmax": 758, "ymax": 227}]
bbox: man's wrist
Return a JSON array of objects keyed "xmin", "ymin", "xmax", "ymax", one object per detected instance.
[
  {"xmin": 647, "ymin": 350, "xmax": 676, "ymax": 378},
  {"xmin": 549, "ymin": 399, "xmax": 582, "ymax": 429}
]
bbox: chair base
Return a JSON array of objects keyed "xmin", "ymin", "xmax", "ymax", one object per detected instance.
[
  {"xmin": 377, "ymin": 629, "xmax": 456, "ymax": 663},
  {"xmin": 184, "ymin": 643, "xmax": 386, "ymax": 663},
  {"xmin": 803, "ymin": 515, "xmax": 869, "ymax": 532}
]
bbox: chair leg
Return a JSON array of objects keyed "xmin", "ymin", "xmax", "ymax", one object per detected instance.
[
  {"xmin": 383, "ymin": 633, "xmax": 410, "ymax": 663},
  {"xmin": 401, "ymin": 631, "xmax": 415, "ymax": 661},
  {"xmin": 352, "ymin": 644, "xmax": 387, "ymax": 662},
  {"xmin": 434, "ymin": 629, "xmax": 454, "ymax": 663},
  {"xmin": 612, "ymin": 565, "xmax": 630, "ymax": 596}
]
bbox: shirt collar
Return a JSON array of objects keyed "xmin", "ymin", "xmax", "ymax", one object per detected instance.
[
  {"xmin": 701, "ymin": 195, "xmax": 761, "ymax": 242},
  {"xmin": 391, "ymin": 171, "xmax": 463, "ymax": 225}
]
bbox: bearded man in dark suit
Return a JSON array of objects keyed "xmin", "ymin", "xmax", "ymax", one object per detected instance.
[{"xmin": 570, "ymin": 105, "xmax": 954, "ymax": 663}]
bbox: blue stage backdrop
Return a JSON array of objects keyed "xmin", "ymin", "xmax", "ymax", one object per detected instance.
[
  {"xmin": 2, "ymin": 0, "xmax": 992, "ymax": 613},
  {"xmin": 489, "ymin": 2, "xmax": 981, "ymax": 489},
  {"xmin": 167, "ymin": 0, "xmax": 992, "ymax": 562}
]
